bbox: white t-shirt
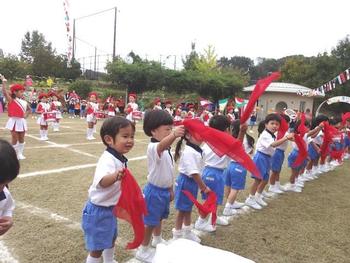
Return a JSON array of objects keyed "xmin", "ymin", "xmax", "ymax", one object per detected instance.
[
  {"xmin": 202, "ymin": 143, "xmax": 230, "ymax": 170},
  {"xmin": 178, "ymin": 144, "xmax": 203, "ymax": 177},
  {"xmin": 0, "ymin": 187, "xmax": 15, "ymax": 217},
  {"xmin": 147, "ymin": 142, "xmax": 174, "ymax": 188},
  {"xmin": 88, "ymin": 150, "xmax": 125, "ymax": 207},
  {"xmin": 255, "ymin": 130, "xmax": 275, "ymax": 156}
]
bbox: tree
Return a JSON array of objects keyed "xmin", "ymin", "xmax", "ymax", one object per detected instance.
[
  {"xmin": 182, "ymin": 42, "xmax": 199, "ymax": 71},
  {"xmin": 218, "ymin": 56, "xmax": 254, "ymax": 72},
  {"xmin": 193, "ymin": 45, "xmax": 218, "ymax": 72},
  {"xmin": 0, "ymin": 55, "xmax": 30, "ymax": 79}
]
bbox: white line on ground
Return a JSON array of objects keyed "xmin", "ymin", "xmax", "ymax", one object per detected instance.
[
  {"xmin": 19, "ymin": 155, "xmax": 147, "ymax": 178},
  {"xmin": 26, "ymin": 134, "xmax": 98, "ymax": 159},
  {"xmin": 0, "ymin": 240, "xmax": 19, "ymax": 263}
]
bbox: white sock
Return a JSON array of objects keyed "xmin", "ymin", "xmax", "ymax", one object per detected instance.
[
  {"xmin": 275, "ymin": 181, "xmax": 280, "ymax": 187},
  {"xmin": 40, "ymin": 129, "xmax": 44, "ymax": 138},
  {"xmin": 18, "ymin": 143, "xmax": 25, "ymax": 155},
  {"xmin": 44, "ymin": 130, "xmax": 48, "ymax": 138},
  {"xmin": 197, "ymin": 216, "xmax": 207, "ymax": 223},
  {"xmin": 12, "ymin": 142, "xmax": 19, "ymax": 154},
  {"xmin": 152, "ymin": 235, "xmax": 162, "ymax": 243},
  {"xmin": 102, "ymin": 247, "xmax": 115, "ymax": 263},
  {"xmin": 225, "ymin": 202, "xmax": 232, "ymax": 208},
  {"xmin": 89, "ymin": 128, "xmax": 94, "ymax": 137},
  {"xmin": 86, "ymin": 254, "xmax": 101, "ymax": 263},
  {"xmin": 87, "ymin": 128, "xmax": 91, "ymax": 138}
]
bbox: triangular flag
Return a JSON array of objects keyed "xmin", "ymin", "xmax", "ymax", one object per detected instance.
[
  {"xmin": 235, "ymin": 97, "xmax": 247, "ymax": 108},
  {"xmin": 218, "ymin": 98, "xmax": 228, "ymax": 112}
]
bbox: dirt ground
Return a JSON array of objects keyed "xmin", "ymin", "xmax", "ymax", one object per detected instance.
[{"xmin": 0, "ymin": 114, "xmax": 349, "ymax": 263}]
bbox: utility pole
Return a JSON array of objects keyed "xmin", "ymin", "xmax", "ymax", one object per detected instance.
[
  {"xmin": 72, "ymin": 19, "xmax": 76, "ymax": 60},
  {"xmin": 113, "ymin": 7, "xmax": 117, "ymax": 60}
]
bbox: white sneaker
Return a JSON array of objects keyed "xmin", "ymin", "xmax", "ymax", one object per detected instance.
[
  {"xmin": 216, "ymin": 216, "xmax": 229, "ymax": 226},
  {"xmin": 172, "ymin": 228, "xmax": 183, "ymax": 240},
  {"xmin": 194, "ymin": 217, "xmax": 216, "ymax": 232},
  {"xmin": 262, "ymin": 190, "xmax": 275, "ymax": 198},
  {"xmin": 268, "ymin": 185, "xmax": 283, "ymax": 194},
  {"xmin": 17, "ymin": 154, "xmax": 26, "ymax": 160},
  {"xmin": 231, "ymin": 201, "xmax": 245, "ymax": 209},
  {"xmin": 135, "ymin": 247, "xmax": 155, "ymax": 263},
  {"xmin": 295, "ymin": 179, "xmax": 304, "ymax": 188},
  {"xmin": 255, "ymin": 194, "xmax": 268, "ymax": 207},
  {"xmin": 344, "ymin": 153, "xmax": 350, "ymax": 160},
  {"xmin": 284, "ymin": 183, "xmax": 302, "ymax": 193},
  {"xmin": 245, "ymin": 196, "xmax": 262, "ymax": 210},
  {"xmin": 183, "ymin": 226, "xmax": 201, "ymax": 243},
  {"xmin": 87, "ymin": 136, "xmax": 96, "ymax": 140},
  {"xmin": 151, "ymin": 236, "xmax": 167, "ymax": 247},
  {"xmin": 223, "ymin": 206, "xmax": 237, "ymax": 216}
]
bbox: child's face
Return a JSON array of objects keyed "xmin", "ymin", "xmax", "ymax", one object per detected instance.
[
  {"xmin": 42, "ymin": 97, "xmax": 47, "ymax": 103},
  {"xmin": 15, "ymin": 90, "xmax": 24, "ymax": 98},
  {"xmin": 152, "ymin": 125, "xmax": 173, "ymax": 141},
  {"xmin": 265, "ymin": 120, "xmax": 280, "ymax": 133},
  {"xmin": 108, "ymin": 125, "xmax": 135, "ymax": 154},
  {"xmin": 186, "ymin": 133, "xmax": 202, "ymax": 145},
  {"xmin": 90, "ymin": 95, "xmax": 97, "ymax": 102},
  {"xmin": 129, "ymin": 96, "xmax": 135, "ymax": 103}
]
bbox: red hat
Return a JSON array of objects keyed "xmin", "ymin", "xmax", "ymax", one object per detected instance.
[
  {"xmin": 154, "ymin": 98, "xmax": 161, "ymax": 104},
  {"xmin": 187, "ymin": 103, "xmax": 194, "ymax": 109},
  {"xmin": 227, "ymin": 106, "xmax": 234, "ymax": 111},
  {"xmin": 89, "ymin": 92, "xmax": 98, "ymax": 99},
  {"xmin": 129, "ymin": 93, "xmax": 137, "ymax": 99},
  {"xmin": 165, "ymin": 100, "xmax": 172, "ymax": 105},
  {"xmin": 48, "ymin": 91, "xmax": 58, "ymax": 97},
  {"xmin": 10, "ymin": 84, "xmax": 25, "ymax": 94},
  {"xmin": 39, "ymin": 93, "xmax": 48, "ymax": 99}
]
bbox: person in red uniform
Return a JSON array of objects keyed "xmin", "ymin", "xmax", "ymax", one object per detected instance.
[
  {"xmin": 1, "ymin": 75, "xmax": 31, "ymax": 160},
  {"xmin": 36, "ymin": 93, "xmax": 51, "ymax": 141}
]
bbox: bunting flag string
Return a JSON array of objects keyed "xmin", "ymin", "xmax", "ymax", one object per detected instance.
[
  {"xmin": 297, "ymin": 66, "xmax": 350, "ymax": 97},
  {"xmin": 63, "ymin": 0, "xmax": 73, "ymax": 67}
]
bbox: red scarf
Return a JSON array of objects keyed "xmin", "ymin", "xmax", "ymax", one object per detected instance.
[
  {"xmin": 277, "ymin": 115, "xmax": 289, "ymax": 140},
  {"xmin": 182, "ymin": 190, "xmax": 217, "ymax": 225},
  {"xmin": 342, "ymin": 112, "xmax": 350, "ymax": 125},
  {"xmin": 183, "ymin": 119, "xmax": 261, "ymax": 179},
  {"xmin": 113, "ymin": 169, "xmax": 147, "ymax": 249},
  {"xmin": 293, "ymin": 134, "xmax": 308, "ymax": 167},
  {"xmin": 320, "ymin": 122, "xmax": 338, "ymax": 162},
  {"xmin": 240, "ymin": 72, "xmax": 281, "ymax": 124},
  {"xmin": 297, "ymin": 113, "xmax": 308, "ymax": 138}
]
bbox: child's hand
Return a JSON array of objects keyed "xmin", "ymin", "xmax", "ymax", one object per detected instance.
[
  {"xmin": 202, "ymin": 186, "xmax": 211, "ymax": 194},
  {"xmin": 286, "ymin": 133, "xmax": 294, "ymax": 140},
  {"xmin": 114, "ymin": 169, "xmax": 125, "ymax": 181},
  {"xmin": 0, "ymin": 216, "xmax": 13, "ymax": 236},
  {"xmin": 0, "ymin": 74, "xmax": 7, "ymax": 82},
  {"xmin": 173, "ymin": 125, "xmax": 185, "ymax": 138},
  {"xmin": 240, "ymin": 123, "xmax": 248, "ymax": 132}
]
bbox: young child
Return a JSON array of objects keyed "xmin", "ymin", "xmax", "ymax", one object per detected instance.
[
  {"xmin": 164, "ymin": 100, "xmax": 173, "ymax": 116},
  {"xmin": 223, "ymin": 120, "xmax": 254, "ymax": 216},
  {"xmin": 226, "ymin": 106, "xmax": 235, "ymax": 123},
  {"xmin": 86, "ymin": 92, "xmax": 99, "ymax": 140},
  {"xmin": 126, "ymin": 93, "xmax": 138, "ymax": 122},
  {"xmin": 36, "ymin": 93, "xmax": 51, "ymax": 141},
  {"xmin": 172, "ymin": 131, "xmax": 210, "ymax": 243},
  {"xmin": 82, "ymin": 116, "xmax": 135, "ymax": 263},
  {"xmin": 186, "ymin": 104, "xmax": 196, "ymax": 119},
  {"xmin": 286, "ymin": 119, "xmax": 323, "ymax": 192},
  {"xmin": 1, "ymin": 75, "xmax": 31, "ymax": 159},
  {"xmin": 245, "ymin": 114, "xmax": 294, "ymax": 209},
  {"xmin": 268, "ymin": 114, "xmax": 291, "ymax": 194},
  {"xmin": 153, "ymin": 98, "xmax": 162, "ymax": 110},
  {"xmin": 0, "ymin": 139, "xmax": 20, "ymax": 236},
  {"xmin": 50, "ymin": 92, "xmax": 63, "ymax": 132},
  {"xmin": 195, "ymin": 115, "xmax": 232, "ymax": 231},
  {"xmin": 136, "ymin": 110, "xmax": 185, "ymax": 263}
]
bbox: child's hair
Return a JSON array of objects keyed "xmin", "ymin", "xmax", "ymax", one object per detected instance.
[
  {"xmin": 311, "ymin": 114, "xmax": 329, "ymax": 129},
  {"xmin": 329, "ymin": 116, "xmax": 342, "ymax": 126},
  {"xmin": 209, "ymin": 115, "xmax": 230, "ymax": 131},
  {"xmin": 257, "ymin": 120, "xmax": 266, "ymax": 136},
  {"xmin": 0, "ymin": 139, "xmax": 20, "ymax": 183},
  {"xmin": 143, "ymin": 109, "xmax": 173, "ymax": 137},
  {"xmin": 100, "ymin": 116, "xmax": 135, "ymax": 146},
  {"xmin": 174, "ymin": 136, "xmax": 186, "ymax": 162},
  {"xmin": 232, "ymin": 120, "xmax": 255, "ymax": 149}
]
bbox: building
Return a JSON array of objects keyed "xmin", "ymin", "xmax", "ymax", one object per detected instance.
[{"xmin": 243, "ymin": 82, "xmax": 314, "ymax": 121}]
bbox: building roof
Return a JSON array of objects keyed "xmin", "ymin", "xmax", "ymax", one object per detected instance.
[{"xmin": 243, "ymin": 82, "xmax": 311, "ymax": 94}]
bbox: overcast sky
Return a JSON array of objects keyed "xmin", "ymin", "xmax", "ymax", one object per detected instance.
[{"xmin": 1, "ymin": 0, "xmax": 350, "ymax": 69}]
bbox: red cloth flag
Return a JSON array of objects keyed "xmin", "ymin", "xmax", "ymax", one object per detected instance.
[
  {"xmin": 293, "ymin": 134, "xmax": 308, "ymax": 167},
  {"xmin": 277, "ymin": 115, "xmax": 289, "ymax": 140},
  {"xmin": 342, "ymin": 112, "xmax": 350, "ymax": 125},
  {"xmin": 297, "ymin": 113, "xmax": 308, "ymax": 138},
  {"xmin": 240, "ymin": 72, "xmax": 281, "ymax": 124},
  {"xmin": 113, "ymin": 169, "xmax": 147, "ymax": 249},
  {"xmin": 182, "ymin": 119, "xmax": 261, "ymax": 178},
  {"xmin": 320, "ymin": 122, "xmax": 338, "ymax": 162},
  {"xmin": 182, "ymin": 190, "xmax": 217, "ymax": 225}
]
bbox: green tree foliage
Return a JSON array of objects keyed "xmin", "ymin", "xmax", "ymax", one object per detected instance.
[
  {"xmin": 193, "ymin": 45, "xmax": 218, "ymax": 72},
  {"xmin": 0, "ymin": 55, "xmax": 30, "ymax": 80},
  {"xmin": 68, "ymin": 80, "xmax": 92, "ymax": 99},
  {"xmin": 182, "ymin": 42, "xmax": 199, "ymax": 71},
  {"xmin": 218, "ymin": 56, "xmax": 254, "ymax": 72}
]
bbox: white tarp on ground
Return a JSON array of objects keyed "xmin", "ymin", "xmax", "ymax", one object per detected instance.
[{"xmin": 152, "ymin": 238, "xmax": 255, "ymax": 263}]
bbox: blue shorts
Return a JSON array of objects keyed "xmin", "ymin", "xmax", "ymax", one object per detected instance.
[
  {"xmin": 271, "ymin": 148, "xmax": 285, "ymax": 172},
  {"xmin": 308, "ymin": 143, "xmax": 320, "ymax": 161},
  {"xmin": 225, "ymin": 162, "xmax": 247, "ymax": 190},
  {"xmin": 143, "ymin": 183, "xmax": 170, "ymax": 226},
  {"xmin": 345, "ymin": 136, "xmax": 350, "ymax": 147},
  {"xmin": 288, "ymin": 149, "xmax": 307, "ymax": 171},
  {"xmin": 174, "ymin": 173, "xmax": 198, "ymax": 212},
  {"xmin": 333, "ymin": 142, "xmax": 343, "ymax": 151},
  {"xmin": 251, "ymin": 151, "xmax": 271, "ymax": 181},
  {"xmin": 81, "ymin": 201, "xmax": 117, "ymax": 251},
  {"xmin": 201, "ymin": 166, "xmax": 225, "ymax": 205}
]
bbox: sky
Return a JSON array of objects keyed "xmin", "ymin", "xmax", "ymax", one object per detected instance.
[{"xmin": 1, "ymin": 0, "xmax": 350, "ymax": 70}]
